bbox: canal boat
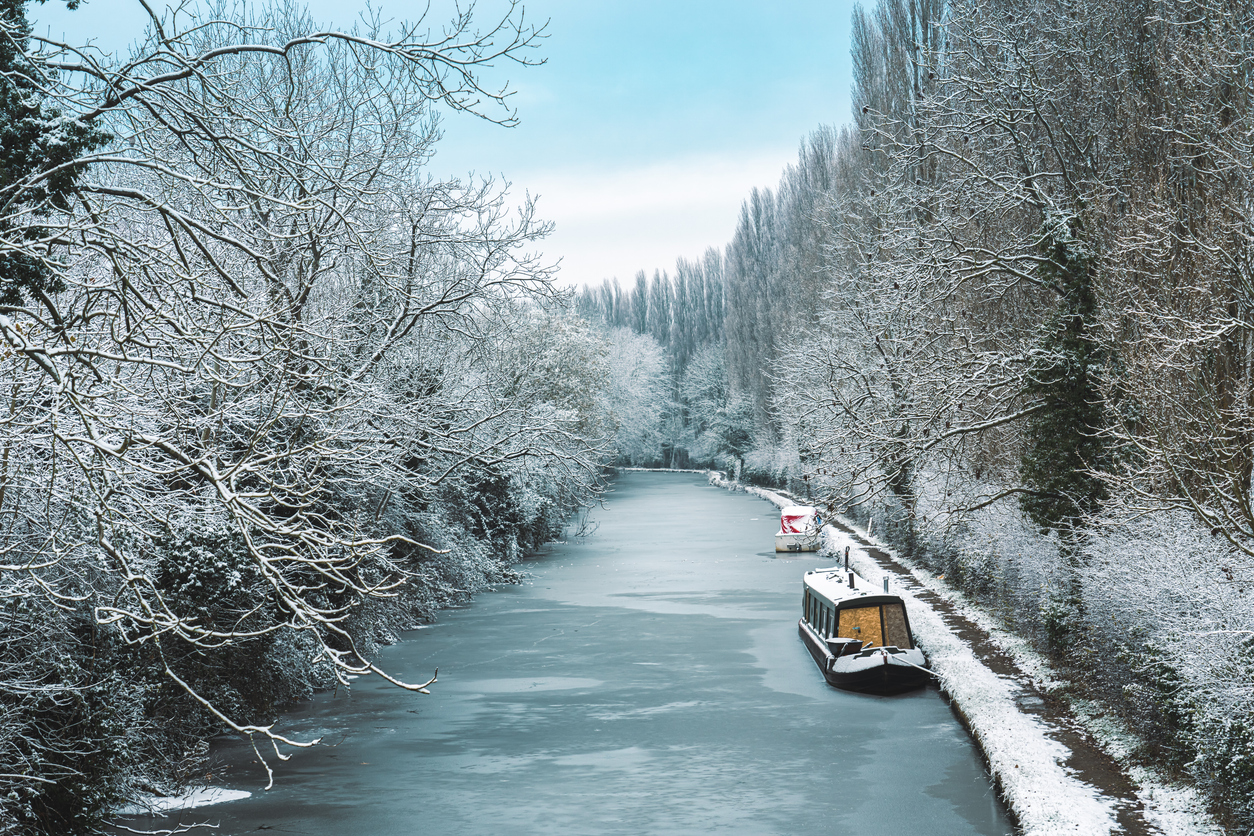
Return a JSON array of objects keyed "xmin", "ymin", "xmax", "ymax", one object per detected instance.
[
  {"xmin": 775, "ymin": 505, "xmax": 822, "ymax": 552},
  {"xmin": 799, "ymin": 565, "xmax": 932, "ymax": 692}
]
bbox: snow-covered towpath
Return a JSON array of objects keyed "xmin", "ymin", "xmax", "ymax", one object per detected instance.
[{"xmin": 713, "ymin": 474, "xmax": 1221, "ymax": 836}]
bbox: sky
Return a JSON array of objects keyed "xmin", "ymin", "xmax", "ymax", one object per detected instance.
[{"xmin": 30, "ymin": 0, "xmax": 856, "ymax": 288}]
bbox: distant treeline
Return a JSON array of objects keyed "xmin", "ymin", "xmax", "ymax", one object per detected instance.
[{"xmin": 574, "ymin": 250, "xmax": 724, "ymax": 371}]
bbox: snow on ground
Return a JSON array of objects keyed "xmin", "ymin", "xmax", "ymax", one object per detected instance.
[
  {"xmin": 115, "ymin": 787, "xmax": 252, "ymax": 816},
  {"xmin": 870, "ymin": 544, "xmax": 1070, "ymax": 692},
  {"xmin": 1068, "ymin": 700, "xmax": 1224, "ymax": 836}
]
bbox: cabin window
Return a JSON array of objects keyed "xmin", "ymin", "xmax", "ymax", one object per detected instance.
[
  {"xmin": 835, "ymin": 604, "xmax": 913, "ymax": 649},
  {"xmin": 882, "ymin": 603, "xmax": 912, "ymax": 649},
  {"xmin": 836, "ymin": 606, "xmax": 884, "ymax": 647},
  {"xmin": 825, "ymin": 606, "xmax": 834, "ymax": 638}
]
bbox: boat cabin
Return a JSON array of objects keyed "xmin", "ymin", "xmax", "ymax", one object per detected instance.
[
  {"xmin": 780, "ymin": 505, "xmax": 821, "ymax": 535},
  {"xmin": 802, "ymin": 568, "xmax": 915, "ymax": 652},
  {"xmin": 803, "ymin": 589, "xmax": 914, "ymax": 652},
  {"xmin": 798, "ymin": 567, "xmax": 931, "ymax": 691}
]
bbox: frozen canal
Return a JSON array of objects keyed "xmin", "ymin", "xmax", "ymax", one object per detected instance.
[{"xmin": 160, "ymin": 472, "xmax": 1013, "ymax": 834}]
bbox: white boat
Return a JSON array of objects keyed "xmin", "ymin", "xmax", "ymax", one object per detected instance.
[
  {"xmin": 774, "ymin": 505, "xmax": 822, "ymax": 552},
  {"xmin": 798, "ymin": 564, "xmax": 932, "ymax": 692}
]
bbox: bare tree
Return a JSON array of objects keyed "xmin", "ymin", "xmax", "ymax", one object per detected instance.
[
  {"xmin": 782, "ymin": 0, "xmax": 1126, "ymax": 538},
  {"xmin": 1093, "ymin": 1, "xmax": 1254, "ymax": 561}
]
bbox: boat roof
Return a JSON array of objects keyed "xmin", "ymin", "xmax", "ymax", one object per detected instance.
[
  {"xmin": 803, "ymin": 566, "xmax": 903, "ymax": 608},
  {"xmin": 781, "ymin": 505, "xmax": 818, "ymax": 516}
]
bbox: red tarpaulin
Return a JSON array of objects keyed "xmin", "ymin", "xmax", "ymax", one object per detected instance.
[{"xmin": 780, "ymin": 505, "xmax": 818, "ymax": 533}]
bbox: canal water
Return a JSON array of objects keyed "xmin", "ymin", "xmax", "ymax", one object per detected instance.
[{"xmin": 145, "ymin": 472, "xmax": 1013, "ymax": 835}]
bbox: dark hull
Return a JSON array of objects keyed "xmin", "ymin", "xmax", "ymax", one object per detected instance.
[
  {"xmin": 799, "ymin": 620, "xmax": 932, "ymax": 693},
  {"xmin": 825, "ymin": 659, "xmax": 933, "ymax": 692}
]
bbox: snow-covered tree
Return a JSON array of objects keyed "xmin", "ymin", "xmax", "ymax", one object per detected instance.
[
  {"xmin": 597, "ymin": 327, "xmax": 669, "ymax": 466},
  {"xmin": 680, "ymin": 341, "xmax": 752, "ymax": 468},
  {"xmin": 0, "ymin": 1, "xmax": 611, "ymax": 830}
]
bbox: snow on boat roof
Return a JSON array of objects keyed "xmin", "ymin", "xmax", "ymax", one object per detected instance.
[
  {"xmin": 804, "ymin": 566, "xmax": 898, "ymax": 607},
  {"xmin": 781, "ymin": 505, "xmax": 817, "ymax": 516}
]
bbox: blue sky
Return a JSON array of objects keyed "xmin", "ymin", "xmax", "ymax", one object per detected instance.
[{"xmin": 31, "ymin": 0, "xmax": 856, "ymax": 287}]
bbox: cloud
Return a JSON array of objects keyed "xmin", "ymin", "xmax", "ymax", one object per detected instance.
[{"xmin": 520, "ymin": 150, "xmax": 794, "ymax": 287}]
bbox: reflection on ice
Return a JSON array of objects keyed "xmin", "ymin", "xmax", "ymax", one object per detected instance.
[
  {"xmin": 589, "ymin": 700, "xmax": 705, "ymax": 720},
  {"xmin": 553, "ymin": 746, "xmax": 653, "ymax": 770}
]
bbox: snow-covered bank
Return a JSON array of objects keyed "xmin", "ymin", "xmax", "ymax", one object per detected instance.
[
  {"xmin": 837, "ymin": 530, "xmax": 1226, "ymax": 836},
  {"xmin": 707, "ymin": 472, "xmax": 1221, "ymax": 836},
  {"xmin": 116, "ymin": 787, "xmax": 252, "ymax": 816}
]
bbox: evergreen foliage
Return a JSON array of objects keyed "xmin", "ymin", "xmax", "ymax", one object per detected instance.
[
  {"xmin": 0, "ymin": 0, "xmax": 107, "ymax": 308},
  {"xmin": 1019, "ymin": 214, "xmax": 1109, "ymax": 534}
]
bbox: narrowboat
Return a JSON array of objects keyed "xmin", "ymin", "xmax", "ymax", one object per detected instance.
[
  {"xmin": 798, "ymin": 564, "xmax": 932, "ymax": 692},
  {"xmin": 775, "ymin": 505, "xmax": 822, "ymax": 552}
]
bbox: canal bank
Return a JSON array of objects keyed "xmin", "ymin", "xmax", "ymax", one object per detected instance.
[{"xmin": 714, "ymin": 474, "xmax": 1221, "ymax": 836}]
